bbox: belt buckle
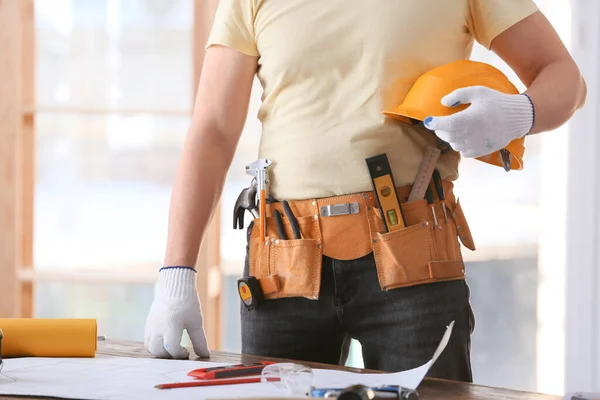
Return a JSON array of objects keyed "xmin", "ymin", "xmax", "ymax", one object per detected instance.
[{"xmin": 319, "ymin": 202, "xmax": 360, "ymax": 217}]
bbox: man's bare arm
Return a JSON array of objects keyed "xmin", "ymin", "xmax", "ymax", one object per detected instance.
[
  {"xmin": 163, "ymin": 45, "xmax": 258, "ymax": 267},
  {"xmin": 492, "ymin": 11, "xmax": 587, "ymax": 134}
]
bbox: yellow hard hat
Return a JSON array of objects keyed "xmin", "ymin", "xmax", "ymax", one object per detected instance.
[{"xmin": 383, "ymin": 59, "xmax": 526, "ymax": 171}]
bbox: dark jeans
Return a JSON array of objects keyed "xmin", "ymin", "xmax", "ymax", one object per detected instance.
[{"xmin": 240, "ymin": 247, "xmax": 476, "ymax": 382}]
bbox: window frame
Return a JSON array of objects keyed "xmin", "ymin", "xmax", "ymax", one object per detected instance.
[
  {"xmin": 0, "ymin": 0, "xmax": 224, "ymax": 350},
  {"xmin": 565, "ymin": 0, "xmax": 600, "ymax": 392}
]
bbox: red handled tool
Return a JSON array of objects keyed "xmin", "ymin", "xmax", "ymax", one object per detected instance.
[
  {"xmin": 155, "ymin": 377, "xmax": 266, "ymax": 390},
  {"xmin": 187, "ymin": 362, "xmax": 277, "ymax": 380}
]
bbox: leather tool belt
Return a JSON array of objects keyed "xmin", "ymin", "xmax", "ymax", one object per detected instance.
[{"xmin": 247, "ymin": 180, "xmax": 475, "ymax": 301}]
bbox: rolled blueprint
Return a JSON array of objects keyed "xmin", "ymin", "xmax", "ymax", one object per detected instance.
[{"xmin": 0, "ymin": 318, "xmax": 97, "ymax": 358}]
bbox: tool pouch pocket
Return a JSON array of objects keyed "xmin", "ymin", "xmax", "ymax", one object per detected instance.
[
  {"xmin": 451, "ymin": 198, "xmax": 476, "ymax": 251},
  {"xmin": 247, "ymin": 215, "xmax": 323, "ymax": 300},
  {"xmin": 370, "ymin": 199, "xmax": 466, "ymax": 291}
]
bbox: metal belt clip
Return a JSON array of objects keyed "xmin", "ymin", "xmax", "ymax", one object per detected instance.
[{"xmin": 319, "ymin": 202, "xmax": 360, "ymax": 217}]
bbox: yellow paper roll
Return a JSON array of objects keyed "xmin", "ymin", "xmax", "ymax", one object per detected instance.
[{"xmin": 0, "ymin": 318, "xmax": 97, "ymax": 358}]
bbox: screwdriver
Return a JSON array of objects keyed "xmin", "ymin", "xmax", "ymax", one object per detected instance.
[
  {"xmin": 425, "ymin": 185, "xmax": 438, "ymax": 227},
  {"xmin": 432, "ymin": 170, "xmax": 448, "ymax": 224}
]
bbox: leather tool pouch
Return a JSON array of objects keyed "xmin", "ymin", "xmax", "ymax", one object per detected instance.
[
  {"xmin": 245, "ymin": 180, "xmax": 476, "ymax": 299},
  {"xmin": 368, "ymin": 182, "xmax": 475, "ymax": 291},
  {"xmin": 247, "ymin": 204, "xmax": 323, "ymax": 300}
]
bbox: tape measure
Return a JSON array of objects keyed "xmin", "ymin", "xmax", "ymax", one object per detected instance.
[
  {"xmin": 408, "ymin": 146, "xmax": 441, "ymax": 202},
  {"xmin": 237, "ymin": 277, "xmax": 264, "ymax": 310},
  {"xmin": 366, "ymin": 153, "xmax": 406, "ymax": 232}
]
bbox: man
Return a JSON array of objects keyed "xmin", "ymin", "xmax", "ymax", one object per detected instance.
[{"xmin": 144, "ymin": 0, "xmax": 586, "ymax": 382}]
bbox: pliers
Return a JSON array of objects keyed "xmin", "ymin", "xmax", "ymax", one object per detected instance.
[{"xmin": 273, "ymin": 200, "xmax": 301, "ymax": 240}]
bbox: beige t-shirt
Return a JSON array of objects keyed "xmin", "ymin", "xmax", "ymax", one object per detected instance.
[{"xmin": 206, "ymin": 0, "xmax": 539, "ymax": 200}]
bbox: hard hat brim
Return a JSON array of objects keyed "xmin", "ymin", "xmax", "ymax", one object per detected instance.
[
  {"xmin": 383, "ymin": 105, "xmax": 525, "ymax": 171},
  {"xmin": 476, "ymin": 143, "xmax": 525, "ymax": 171},
  {"xmin": 382, "ymin": 106, "xmax": 429, "ymax": 124}
]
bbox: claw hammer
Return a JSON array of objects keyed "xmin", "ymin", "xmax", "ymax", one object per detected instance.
[{"xmin": 246, "ymin": 159, "xmax": 272, "ymax": 242}]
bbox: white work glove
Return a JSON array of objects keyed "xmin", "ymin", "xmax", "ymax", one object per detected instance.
[
  {"xmin": 144, "ymin": 267, "xmax": 210, "ymax": 359},
  {"xmin": 423, "ymin": 86, "xmax": 535, "ymax": 158}
]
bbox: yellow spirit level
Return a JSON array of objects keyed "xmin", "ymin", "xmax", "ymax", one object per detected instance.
[{"xmin": 366, "ymin": 154, "xmax": 407, "ymax": 232}]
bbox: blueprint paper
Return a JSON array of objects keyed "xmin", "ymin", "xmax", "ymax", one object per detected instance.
[
  {"xmin": 0, "ymin": 322, "xmax": 453, "ymax": 400},
  {"xmin": 309, "ymin": 320, "xmax": 453, "ymax": 391}
]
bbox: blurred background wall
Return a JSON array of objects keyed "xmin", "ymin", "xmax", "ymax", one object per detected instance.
[{"xmin": 1, "ymin": 0, "xmax": 598, "ymax": 396}]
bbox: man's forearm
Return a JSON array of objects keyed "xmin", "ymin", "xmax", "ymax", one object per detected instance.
[
  {"xmin": 525, "ymin": 59, "xmax": 587, "ymax": 134},
  {"xmin": 163, "ymin": 127, "xmax": 236, "ymax": 268}
]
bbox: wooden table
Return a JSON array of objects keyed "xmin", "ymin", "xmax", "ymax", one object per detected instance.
[{"xmin": 0, "ymin": 339, "xmax": 562, "ymax": 400}]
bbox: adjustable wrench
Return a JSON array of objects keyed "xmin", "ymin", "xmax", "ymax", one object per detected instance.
[
  {"xmin": 245, "ymin": 159, "xmax": 272, "ymax": 242},
  {"xmin": 233, "ymin": 178, "xmax": 258, "ymax": 230}
]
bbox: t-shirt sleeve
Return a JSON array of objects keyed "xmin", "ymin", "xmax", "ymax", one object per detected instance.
[
  {"xmin": 205, "ymin": 0, "xmax": 259, "ymax": 56},
  {"xmin": 467, "ymin": 0, "xmax": 540, "ymax": 49}
]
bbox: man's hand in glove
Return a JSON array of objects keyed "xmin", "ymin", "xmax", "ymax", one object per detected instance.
[
  {"xmin": 144, "ymin": 267, "xmax": 210, "ymax": 359},
  {"xmin": 423, "ymin": 86, "xmax": 535, "ymax": 158}
]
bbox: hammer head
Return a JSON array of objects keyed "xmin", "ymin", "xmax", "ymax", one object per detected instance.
[
  {"xmin": 233, "ymin": 180, "xmax": 258, "ymax": 230},
  {"xmin": 245, "ymin": 159, "xmax": 272, "ymax": 180}
]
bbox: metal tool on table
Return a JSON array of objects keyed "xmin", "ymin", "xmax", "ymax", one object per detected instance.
[
  {"xmin": 233, "ymin": 178, "xmax": 258, "ymax": 230},
  {"xmin": 431, "ymin": 169, "xmax": 448, "ymax": 224},
  {"xmin": 312, "ymin": 384, "xmax": 418, "ymax": 399},
  {"xmin": 366, "ymin": 154, "xmax": 406, "ymax": 232},
  {"xmin": 407, "ymin": 146, "xmax": 441, "ymax": 202},
  {"xmin": 246, "ymin": 159, "xmax": 273, "ymax": 242}
]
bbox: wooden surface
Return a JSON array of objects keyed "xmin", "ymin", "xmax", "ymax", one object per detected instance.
[
  {"xmin": 0, "ymin": 0, "xmax": 23, "ymax": 318},
  {"xmin": 0, "ymin": 339, "xmax": 562, "ymax": 399}
]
